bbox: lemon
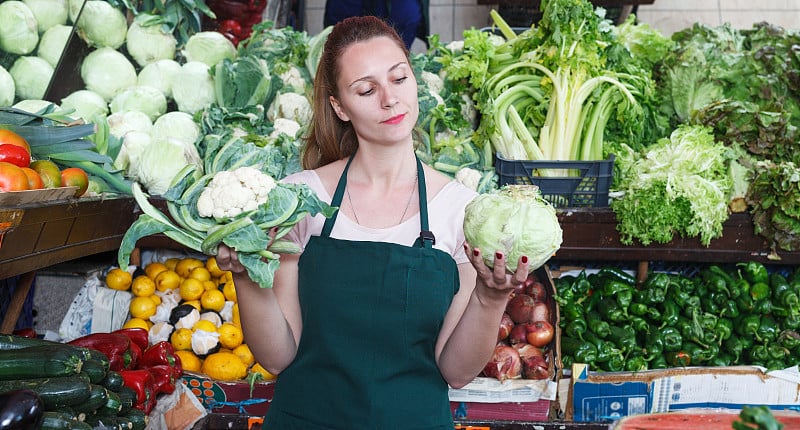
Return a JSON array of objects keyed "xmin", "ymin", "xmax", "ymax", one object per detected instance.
[
  {"xmin": 175, "ymin": 350, "xmax": 202, "ymax": 372},
  {"xmin": 106, "ymin": 268, "xmax": 132, "ymax": 291},
  {"xmin": 155, "ymin": 270, "xmax": 181, "ymax": 292},
  {"xmin": 171, "ymin": 328, "xmax": 193, "ymax": 351},
  {"xmin": 183, "ymin": 299, "xmax": 201, "ymax": 311},
  {"xmin": 189, "ymin": 266, "xmax": 212, "ymax": 282},
  {"xmin": 165, "ymin": 258, "xmax": 180, "ymax": 272},
  {"xmin": 129, "ymin": 296, "xmax": 157, "ymax": 320},
  {"xmin": 206, "ymin": 256, "xmax": 227, "ymax": 279},
  {"xmin": 176, "ymin": 258, "xmax": 204, "ymax": 278},
  {"xmin": 193, "ymin": 319, "xmax": 218, "ymax": 333},
  {"xmin": 144, "ymin": 262, "xmax": 168, "ymax": 280},
  {"xmin": 222, "ymin": 280, "xmax": 237, "ymax": 302},
  {"xmin": 232, "ymin": 344, "xmax": 254, "ymax": 367},
  {"xmin": 131, "ymin": 275, "xmax": 156, "ymax": 297},
  {"xmin": 232, "ymin": 303, "xmax": 241, "ymax": 327},
  {"xmin": 179, "ymin": 278, "xmax": 205, "ymax": 301},
  {"xmin": 202, "ymin": 280, "xmax": 219, "ymax": 291},
  {"xmin": 202, "ymin": 352, "xmax": 248, "ymax": 381},
  {"xmin": 250, "ymin": 363, "xmax": 277, "ymax": 381},
  {"xmin": 123, "ymin": 317, "xmax": 151, "ymax": 330},
  {"xmin": 201, "ymin": 289, "xmax": 226, "ymax": 312},
  {"xmin": 218, "ymin": 323, "xmax": 244, "ymax": 349},
  {"xmin": 149, "ymin": 294, "xmax": 162, "ymax": 306}
]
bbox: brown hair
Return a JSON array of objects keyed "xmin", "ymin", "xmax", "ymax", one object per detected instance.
[{"xmin": 302, "ymin": 15, "xmax": 409, "ymax": 170}]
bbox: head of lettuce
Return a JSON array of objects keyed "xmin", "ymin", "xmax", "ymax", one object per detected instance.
[{"xmin": 464, "ymin": 185, "xmax": 563, "ymax": 272}]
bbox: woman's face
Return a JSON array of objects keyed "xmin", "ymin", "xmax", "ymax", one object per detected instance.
[{"xmin": 329, "ymin": 36, "xmax": 419, "ymax": 147}]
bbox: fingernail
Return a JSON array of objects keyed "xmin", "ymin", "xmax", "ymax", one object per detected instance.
[
  {"xmin": 473, "ymin": 249, "xmax": 480, "ymax": 257},
  {"xmin": 463, "ymin": 243, "xmax": 468, "ymax": 252},
  {"xmin": 521, "ymin": 255, "xmax": 528, "ymax": 264},
  {"xmin": 495, "ymin": 252, "xmax": 503, "ymax": 260}
]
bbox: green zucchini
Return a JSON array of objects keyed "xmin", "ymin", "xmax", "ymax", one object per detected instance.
[
  {"xmin": 79, "ymin": 359, "xmax": 108, "ymax": 384},
  {"xmin": 121, "ymin": 408, "xmax": 148, "ymax": 430},
  {"xmin": 0, "ymin": 376, "xmax": 91, "ymax": 409},
  {"xmin": 0, "ymin": 334, "xmax": 53, "ymax": 350},
  {"xmin": 72, "ymin": 384, "xmax": 109, "ymax": 414},
  {"xmin": 40, "ymin": 411, "xmax": 92, "ymax": 430},
  {"xmin": 93, "ymin": 389, "xmax": 123, "ymax": 416},
  {"xmin": 115, "ymin": 386, "xmax": 136, "ymax": 414},
  {"xmin": 0, "ymin": 345, "xmax": 85, "ymax": 379},
  {"xmin": 85, "ymin": 414, "xmax": 133, "ymax": 429},
  {"xmin": 99, "ymin": 370, "xmax": 124, "ymax": 393}
]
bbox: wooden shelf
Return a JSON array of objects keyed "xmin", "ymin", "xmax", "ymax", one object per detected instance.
[{"xmin": 0, "ymin": 196, "xmax": 138, "ymax": 279}]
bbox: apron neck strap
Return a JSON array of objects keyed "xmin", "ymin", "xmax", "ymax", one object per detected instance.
[{"xmin": 321, "ymin": 154, "xmax": 435, "ymax": 249}]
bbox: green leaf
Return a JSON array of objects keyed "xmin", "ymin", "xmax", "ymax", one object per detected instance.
[{"xmin": 238, "ymin": 252, "xmax": 280, "ymax": 289}]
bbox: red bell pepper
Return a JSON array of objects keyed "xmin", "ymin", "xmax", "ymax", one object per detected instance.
[
  {"xmin": 147, "ymin": 364, "xmax": 177, "ymax": 395},
  {"xmin": 68, "ymin": 332, "xmax": 133, "ymax": 371},
  {"xmin": 140, "ymin": 342, "xmax": 182, "ymax": 372},
  {"xmin": 128, "ymin": 340, "xmax": 141, "ymax": 370},
  {"xmin": 0, "ymin": 144, "xmax": 31, "ymax": 168},
  {"xmin": 119, "ymin": 369, "xmax": 157, "ymax": 414},
  {"xmin": 113, "ymin": 328, "xmax": 150, "ymax": 351}
]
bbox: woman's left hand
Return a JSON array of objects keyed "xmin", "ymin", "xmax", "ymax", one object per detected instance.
[{"xmin": 464, "ymin": 243, "xmax": 529, "ymax": 303}]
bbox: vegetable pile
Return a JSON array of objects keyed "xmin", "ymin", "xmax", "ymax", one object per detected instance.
[
  {"xmin": 555, "ymin": 262, "xmax": 800, "ymax": 371},
  {"xmin": 0, "ymin": 328, "xmax": 182, "ymax": 429}
]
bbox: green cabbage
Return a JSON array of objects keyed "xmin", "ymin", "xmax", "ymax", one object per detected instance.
[
  {"xmin": 9, "ymin": 56, "xmax": 53, "ymax": 100},
  {"xmin": 0, "ymin": 66, "xmax": 15, "ymax": 107},
  {"xmin": 75, "ymin": 0, "xmax": 127, "ymax": 49},
  {"xmin": 81, "ymin": 47, "xmax": 137, "ymax": 101},
  {"xmin": 37, "ymin": 24, "xmax": 73, "ymax": 67},
  {"xmin": 0, "ymin": 1, "xmax": 39, "ymax": 55},
  {"xmin": 463, "ymin": 185, "xmax": 562, "ymax": 272},
  {"xmin": 23, "ymin": 0, "xmax": 68, "ymax": 33}
]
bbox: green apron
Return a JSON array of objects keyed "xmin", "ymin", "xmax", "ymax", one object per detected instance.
[{"xmin": 264, "ymin": 156, "xmax": 459, "ymax": 429}]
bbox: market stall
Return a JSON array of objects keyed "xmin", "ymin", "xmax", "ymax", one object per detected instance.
[{"xmin": 0, "ymin": 0, "xmax": 799, "ymax": 428}]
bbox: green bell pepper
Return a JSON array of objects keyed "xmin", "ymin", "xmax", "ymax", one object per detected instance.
[
  {"xmin": 737, "ymin": 261, "xmax": 769, "ymax": 285},
  {"xmin": 561, "ymin": 336, "xmax": 598, "ymax": 365},
  {"xmin": 586, "ymin": 310, "xmax": 611, "ymax": 339}
]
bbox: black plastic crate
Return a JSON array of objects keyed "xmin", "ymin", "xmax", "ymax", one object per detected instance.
[{"xmin": 495, "ymin": 155, "xmax": 614, "ymax": 208}]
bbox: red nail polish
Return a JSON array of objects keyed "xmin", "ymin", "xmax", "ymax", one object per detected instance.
[
  {"xmin": 495, "ymin": 252, "xmax": 503, "ymax": 260},
  {"xmin": 473, "ymin": 249, "xmax": 480, "ymax": 257},
  {"xmin": 521, "ymin": 256, "xmax": 528, "ymax": 264}
]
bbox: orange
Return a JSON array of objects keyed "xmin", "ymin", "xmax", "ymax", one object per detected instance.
[
  {"xmin": 175, "ymin": 350, "xmax": 202, "ymax": 372},
  {"xmin": 171, "ymin": 328, "xmax": 194, "ymax": 351},
  {"xmin": 129, "ymin": 296, "xmax": 157, "ymax": 320},
  {"xmin": 188, "ymin": 266, "xmax": 211, "ymax": 282},
  {"xmin": 217, "ymin": 323, "xmax": 244, "ymax": 349},
  {"xmin": 192, "ymin": 319, "xmax": 217, "ymax": 333},
  {"xmin": 123, "ymin": 317, "xmax": 151, "ymax": 330},
  {"xmin": 200, "ymin": 289, "xmax": 226, "ymax": 312},
  {"xmin": 154, "ymin": 269, "xmax": 181, "ymax": 292},
  {"xmin": 183, "ymin": 299, "xmax": 201, "ymax": 311},
  {"xmin": 175, "ymin": 258, "xmax": 204, "ymax": 278},
  {"xmin": 202, "ymin": 280, "xmax": 218, "ymax": 291},
  {"xmin": 250, "ymin": 363, "xmax": 277, "ymax": 381},
  {"xmin": 232, "ymin": 344, "xmax": 254, "ymax": 367},
  {"xmin": 164, "ymin": 258, "xmax": 180, "ymax": 271},
  {"xmin": 29, "ymin": 159, "xmax": 61, "ymax": 188},
  {"xmin": 149, "ymin": 294, "xmax": 162, "ymax": 306},
  {"xmin": 232, "ymin": 303, "xmax": 240, "ymax": 327},
  {"xmin": 144, "ymin": 262, "xmax": 169, "ymax": 280},
  {"xmin": 106, "ymin": 268, "xmax": 132, "ymax": 291},
  {"xmin": 222, "ymin": 280, "xmax": 236, "ymax": 302},
  {"xmin": 130, "ymin": 275, "xmax": 156, "ymax": 297},
  {"xmin": 179, "ymin": 278, "xmax": 205, "ymax": 301},
  {"xmin": 60, "ymin": 167, "xmax": 89, "ymax": 197},
  {"xmin": 0, "ymin": 161, "xmax": 30, "ymax": 191},
  {"xmin": 205, "ymin": 256, "xmax": 227, "ymax": 278}
]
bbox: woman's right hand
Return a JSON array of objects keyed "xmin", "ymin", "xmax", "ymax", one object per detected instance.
[{"xmin": 215, "ymin": 244, "xmax": 246, "ymax": 274}]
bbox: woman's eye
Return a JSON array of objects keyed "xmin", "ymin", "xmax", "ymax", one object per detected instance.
[
  {"xmin": 358, "ymin": 88, "xmax": 374, "ymax": 96},
  {"xmin": 394, "ymin": 76, "xmax": 408, "ymax": 84}
]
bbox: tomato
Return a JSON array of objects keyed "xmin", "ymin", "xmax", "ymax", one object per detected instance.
[
  {"xmin": 20, "ymin": 167, "xmax": 44, "ymax": 189},
  {"xmin": 0, "ymin": 162, "xmax": 30, "ymax": 191},
  {"xmin": 30, "ymin": 160, "xmax": 61, "ymax": 188},
  {"xmin": 60, "ymin": 167, "xmax": 89, "ymax": 197},
  {"xmin": 0, "ymin": 144, "xmax": 31, "ymax": 167},
  {"xmin": 0, "ymin": 129, "xmax": 31, "ymax": 155}
]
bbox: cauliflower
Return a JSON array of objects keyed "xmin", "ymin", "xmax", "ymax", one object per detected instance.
[
  {"xmin": 196, "ymin": 166, "xmax": 277, "ymax": 219},
  {"xmin": 270, "ymin": 117, "xmax": 301, "ymax": 139},
  {"xmin": 269, "ymin": 92, "xmax": 312, "ymax": 124},
  {"xmin": 420, "ymin": 70, "xmax": 445, "ymax": 95},
  {"xmin": 280, "ymin": 66, "xmax": 309, "ymax": 93},
  {"xmin": 455, "ymin": 167, "xmax": 483, "ymax": 192}
]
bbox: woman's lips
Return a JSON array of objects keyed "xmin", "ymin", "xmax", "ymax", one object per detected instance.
[{"xmin": 383, "ymin": 113, "xmax": 406, "ymax": 124}]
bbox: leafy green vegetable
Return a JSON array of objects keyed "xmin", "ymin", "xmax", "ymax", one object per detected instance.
[
  {"xmin": 119, "ymin": 165, "xmax": 336, "ymax": 288},
  {"xmin": 732, "ymin": 405, "xmax": 784, "ymax": 430},
  {"xmin": 611, "ymin": 125, "xmax": 733, "ymax": 246},
  {"xmin": 746, "ymin": 160, "xmax": 800, "ymax": 258}
]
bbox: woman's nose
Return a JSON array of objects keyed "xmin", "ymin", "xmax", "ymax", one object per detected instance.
[{"xmin": 382, "ymin": 91, "xmax": 398, "ymax": 108}]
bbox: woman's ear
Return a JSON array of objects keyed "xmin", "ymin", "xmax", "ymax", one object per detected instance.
[{"xmin": 329, "ymin": 96, "xmax": 349, "ymax": 121}]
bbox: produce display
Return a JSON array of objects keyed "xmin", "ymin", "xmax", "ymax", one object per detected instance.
[
  {"xmin": 0, "ymin": 328, "xmax": 182, "ymax": 430},
  {"xmin": 555, "ymin": 262, "xmax": 800, "ymax": 371},
  {"xmin": 104, "ymin": 256, "xmax": 276, "ymax": 384}
]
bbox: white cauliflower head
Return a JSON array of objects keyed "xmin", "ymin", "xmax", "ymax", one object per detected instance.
[{"xmin": 196, "ymin": 166, "xmax": 277, "ymax": 220}]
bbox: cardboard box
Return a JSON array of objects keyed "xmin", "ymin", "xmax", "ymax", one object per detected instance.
[
  {"xmin": 181, "ymin": 372, "xmax": 274, "ymax": 417},
  {"xmin": 569, "ymin": 363, "xmax": 800, "ymax": 422}
]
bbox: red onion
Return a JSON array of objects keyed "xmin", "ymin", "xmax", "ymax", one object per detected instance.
[
  {"xmin": 514, "ymin": 343, "xmax": 550, "ymax": 380},
  {"xmin": 532, "ymin": 302, "xmax": 550, "ymax": 323},
  {"xmin": 525, "ymin": 279, "xmax": 549, "ymax": 303},
  {"xmin": 482, "ymin": 344, "xmax": 522, "ymax": 382},
  {"xmin": 524, "ymin": 321, "xmax": 555, "ymax": 348},
  {"xmin": 506, "ymin": 293, "xmax": 536, "ymax": 323},
  {"xmin": 498, "ymin": 312, "xmax": 515, "ymax": 342},
  {"xmin": 508, "ymin": 323, "xmax": 528, "ymax": 345}
]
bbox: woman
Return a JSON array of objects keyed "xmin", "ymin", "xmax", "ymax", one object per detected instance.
[{"xmin": 216, "ymin": 16, "xmax": 530, "ymax": 429}]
